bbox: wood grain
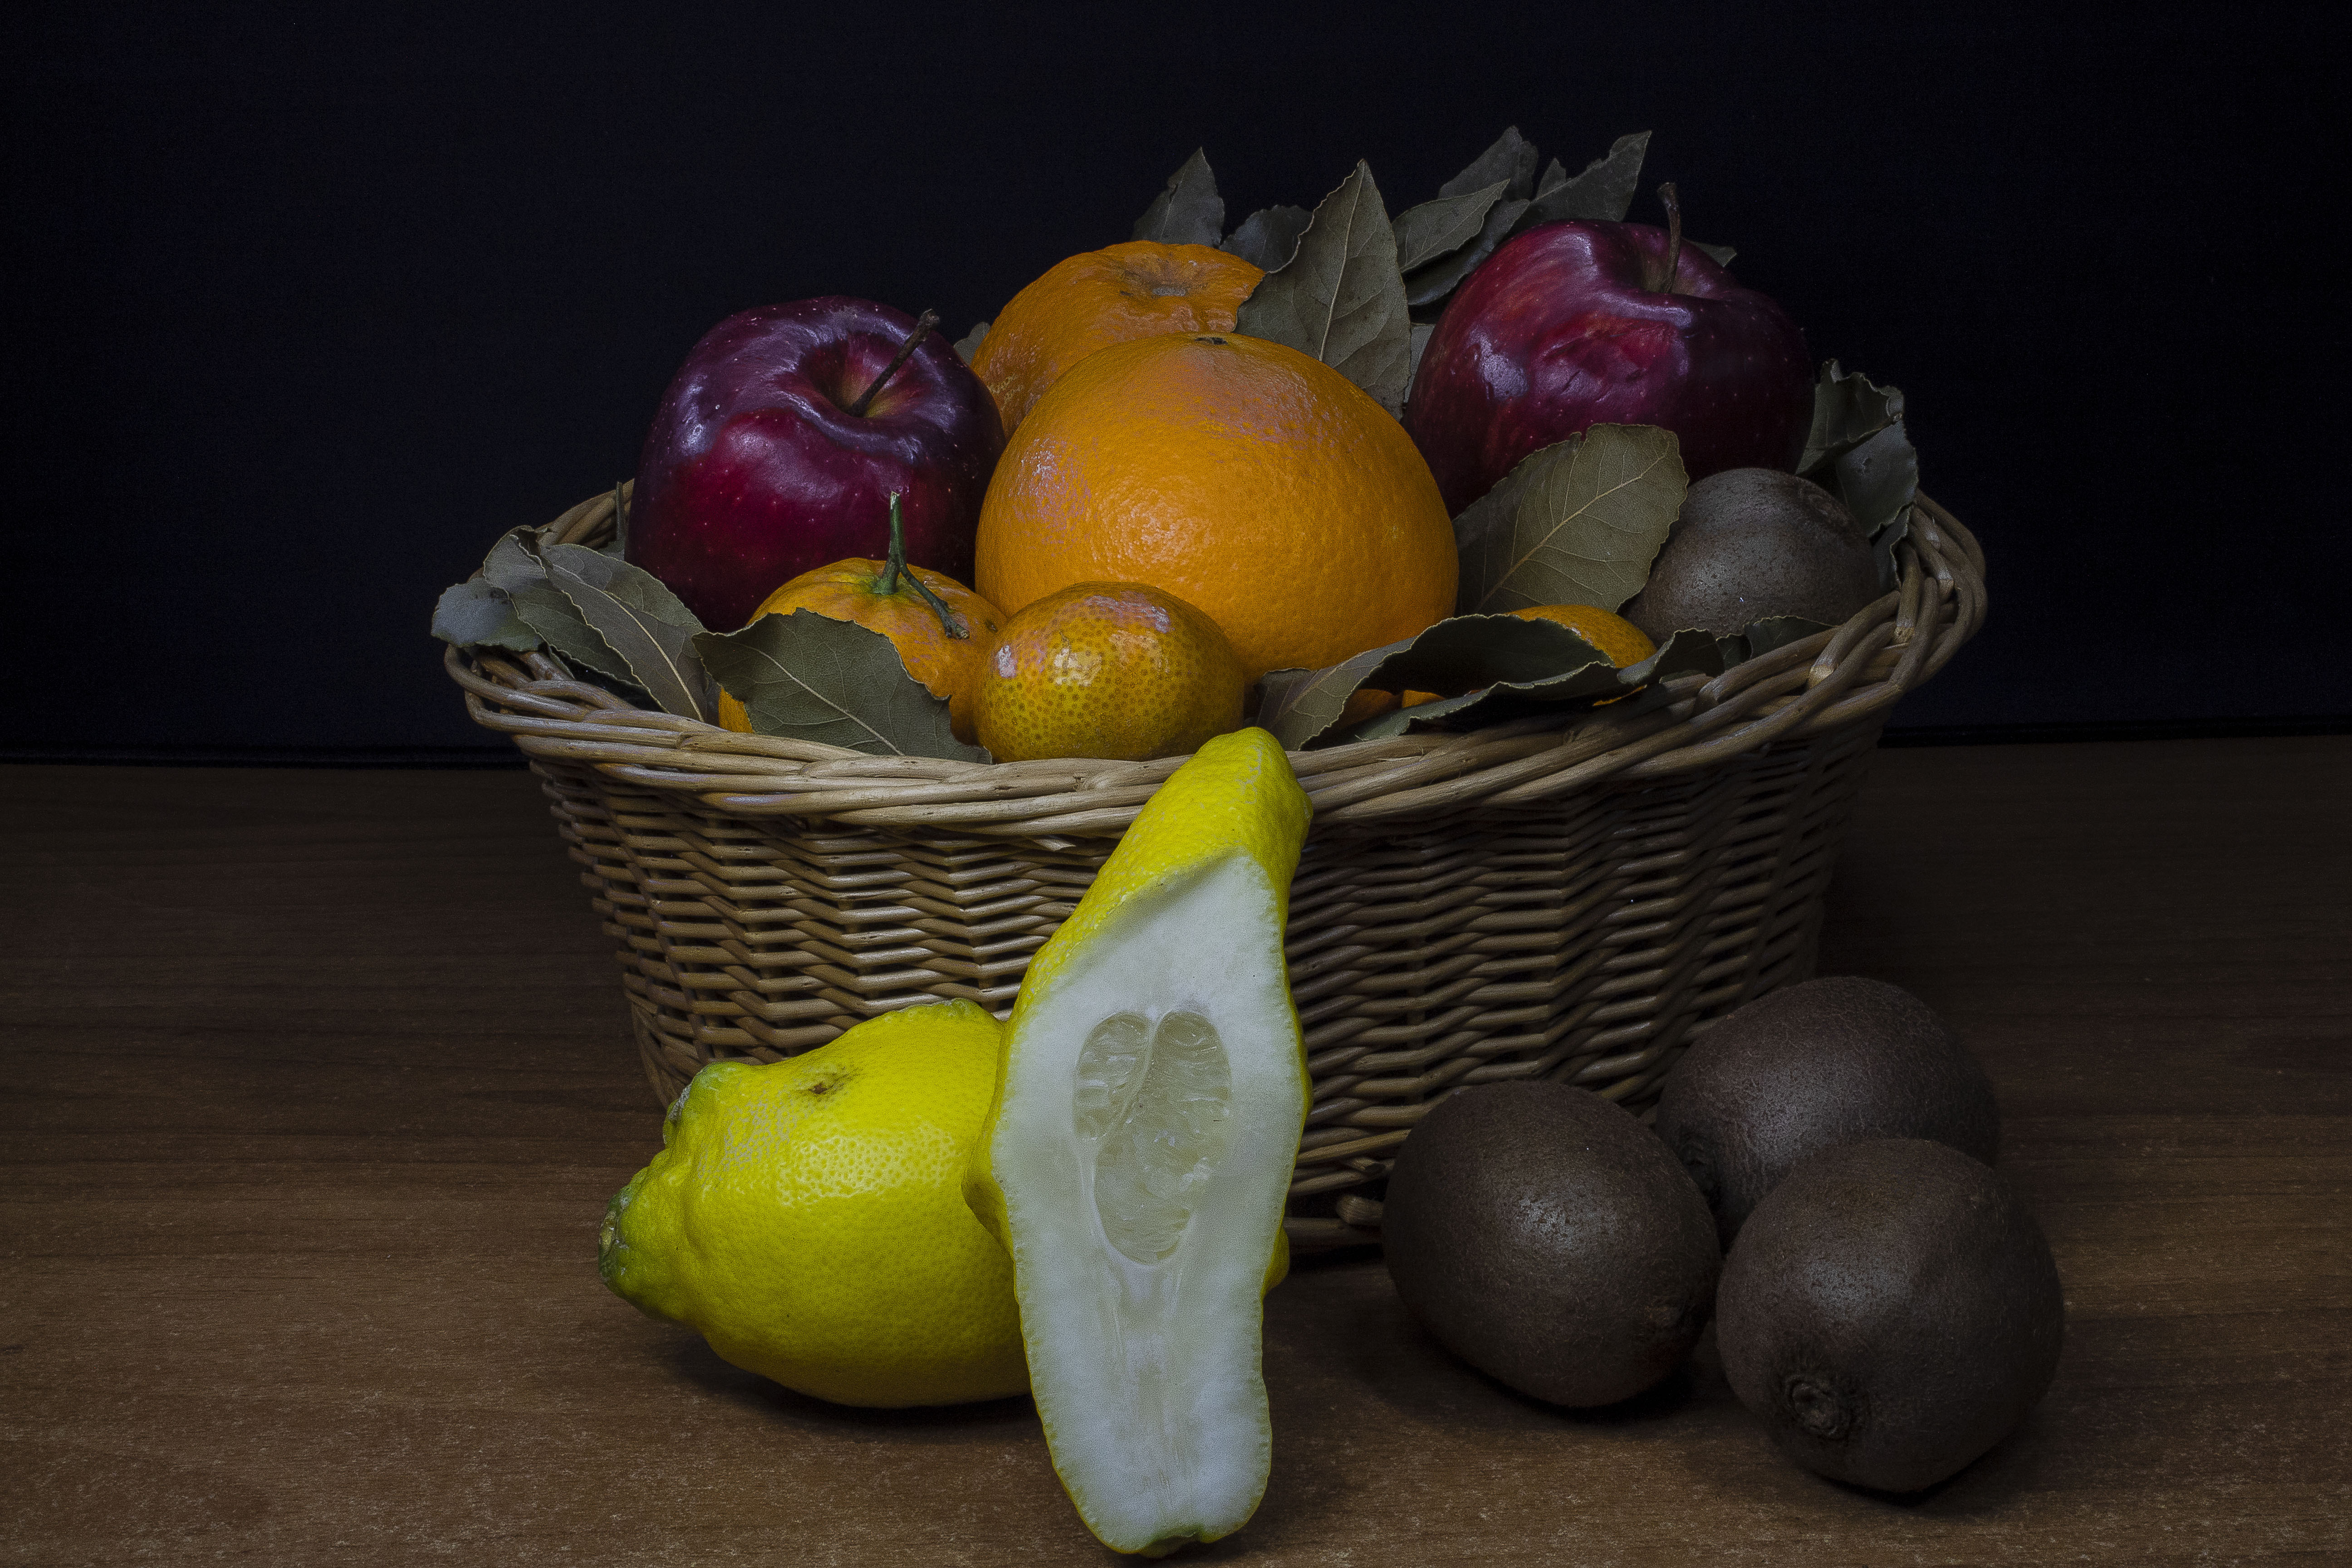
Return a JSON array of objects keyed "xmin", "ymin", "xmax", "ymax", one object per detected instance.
[{"xmin": 3, "ymin": 740, "xmax": 2346, "ymax": 1565}]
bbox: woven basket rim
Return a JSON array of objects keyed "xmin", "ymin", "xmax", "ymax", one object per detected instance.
[{"xmin": 446, "ymin": 487, "xmax": 1984, "ymax": 839}]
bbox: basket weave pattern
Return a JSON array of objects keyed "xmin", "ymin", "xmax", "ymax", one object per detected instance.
[{"xmin": 448, "ymin": 490, "xmax": 1984, "ymax": 1248}]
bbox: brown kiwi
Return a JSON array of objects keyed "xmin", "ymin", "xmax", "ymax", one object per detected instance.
[
  {"xmin": 1381, "ymin": 1081, "xmax": 1720, "ymax": 1407},
  {"xmin": 1654, "ymin": 976, "xmax": 1999, "ymax": 1248},
  {"xmin": 1716, "ymin": 1138, "xmax": 2065, "ymax": 1491},
  {"xmin": 1622, "ymin": 467, "xmax": 1882, "ymax": 640}
]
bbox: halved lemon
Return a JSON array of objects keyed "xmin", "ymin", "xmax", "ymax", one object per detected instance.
[{"xmin": 965, "ymin": 727, "xmax": 1312, "ymax": 1555}]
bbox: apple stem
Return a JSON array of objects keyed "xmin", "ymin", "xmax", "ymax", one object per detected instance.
[
  {"xmin": 1655, "ymin": 182, "xmax": 1684, "ymax": 295},
  {"xmin": 845, "ymin": 309, "xmax": 941, "ymax": 417},
  {"xmin": 877, "ymin": 492, "xmax": 969, "ymax": 639}
]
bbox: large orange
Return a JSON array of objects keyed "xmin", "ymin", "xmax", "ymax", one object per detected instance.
[
  {"xmin": 975, "ymin": 333, "xmax": 1458, "ymax": 679},
  {"xmin": 969, "ymin": 242, "xmax": 1262, "ymax": 435}
]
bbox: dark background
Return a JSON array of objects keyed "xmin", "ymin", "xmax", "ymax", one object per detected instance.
[{"xmin": 8, "ymin": 2, "xmax": 2346, "ymax": 761}]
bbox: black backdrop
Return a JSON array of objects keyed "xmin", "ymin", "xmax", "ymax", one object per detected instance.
[{"xmin": 10, "ymin": 2, "xmax": 2346, "ymax": 760}]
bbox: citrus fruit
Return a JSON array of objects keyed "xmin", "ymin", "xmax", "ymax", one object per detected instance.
[
  {"xmin": 974, "ymin": 333, "xmax": 1458, "ymax": 680},
  {"xmin": 598, "ymin": 999, "xmax": 1027, "ymax": 1409},
  {"xmin": 1508, "ymin": 603, "xmax": 1657, "ymax": 666},
  {"xmin": 964, "ymin": 727, "xmax": 1311, "ymax": 1556},
  {"xmin": 972, "ymin": 581, "xmax": 1246, "ymax": 763},
  {"xmin": 715, "ymin": 495, "xmax": 1004, "ymax": 742},
  {"xmin": 969, "ymin": 241, "xmax": 1263, "ymax": 435}
]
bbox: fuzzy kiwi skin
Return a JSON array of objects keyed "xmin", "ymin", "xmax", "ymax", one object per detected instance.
[
  {"xmin": 1622, "ymin": 468, "xmax": 1882, "ymax": 641},
  {"xmin": 1654, "ymin": 976, "xmax": 1999, "ymax": 1249},
  {"xmin": 1716, "ymin": 1138, "xmax": 2064, "ymax": 1492},
  {"xmin": 1381, "ymin": 1081, "xmax": 1721, "ymax": 1407}
]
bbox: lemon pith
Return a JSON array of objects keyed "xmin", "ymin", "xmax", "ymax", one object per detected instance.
[{"xmin": 965, "ymin": 728, "xmax": 1311, "ymax": 1555}]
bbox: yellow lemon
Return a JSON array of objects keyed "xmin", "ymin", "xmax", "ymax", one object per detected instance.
[
  {"xmin": 965, "ymin": 727, "xmax": 1311, "ymax": 1555},
  {"xmin": 599, "ymin": 999, "xmax": 1027, "ymax": 1408}
]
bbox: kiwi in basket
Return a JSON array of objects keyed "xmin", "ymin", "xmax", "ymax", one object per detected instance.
[
  {"xmin": 1382, "ymin": 1081, "xmax": 1720, "ymax": 1407},
  {"xmin": 1715, "ymin": 1137, "xmax": 2065, "ymax": 1491},
  {"xmin": 1653, "ymin": 976, "xmax": 2001, "ymax": 1247},
  {"xmin": 1622, "ymin": 467, "xmax": 1882, "ymax": 639}
]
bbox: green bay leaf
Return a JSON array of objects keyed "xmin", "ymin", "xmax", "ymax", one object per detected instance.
[
  {"xmin": 1232, "ymin": 160, "xmax": 1412, "ymax": 415},
  {"xmin": 1454, "ymin": 424, "xmax": 1689, "ymax": 616},
  {"xmin": 693, "ymin": 610, "xmax": 987, "ymax": 762},
  {"xmin": 1132, "ymin": 148, "xmax": 1223, "ymax": 246}
]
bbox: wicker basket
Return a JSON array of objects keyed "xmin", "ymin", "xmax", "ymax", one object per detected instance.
[{"xmin": 446, "ymin": 485, "xmax": 1984, "ymax": 1249}]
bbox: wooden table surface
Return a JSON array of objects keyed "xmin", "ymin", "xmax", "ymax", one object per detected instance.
[{"xmin": 4, "ymin": 739, "xmax": 2347, "ymax": 1565}]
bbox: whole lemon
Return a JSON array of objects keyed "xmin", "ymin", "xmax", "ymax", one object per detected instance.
[
  {"xmin": 972, "ymin": 581, "xmax": 1247, "ymax": 762},
  {"xmin": 598, "ymin": 1000, "xmax": 1028, "ymax": 1408},
  {"xmin": 974, "ymin": 333, "xmax": 1458, "ymax": 680}
]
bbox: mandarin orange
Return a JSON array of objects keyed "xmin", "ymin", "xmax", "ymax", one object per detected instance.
[
  {"xmin": 974, "ymin": 333, "xmax": 1457, "ymax": 680},
  {"xmin": 1506, "ymin": 604, "xmax": 1657, "ymax": 667},
  {"xmin": 971, "ymin": 582, "xmax": 1245, "ymax": 762},
  {"xmin": 969, "ymin": 241, "xmax": 1262, "ymax": 435},
  {"xmin": 716, "ymin": 498, "xmax": 1004, "ymax": 741}
]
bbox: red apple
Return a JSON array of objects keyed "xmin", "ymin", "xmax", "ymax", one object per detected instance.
[
  {"xmin": 627, "ymin": 298, "xmax": 1003, "ymax": 632},
  {"xmin": 1404, "ymin": 189, "xmax": 1813, "ymax": 515}
]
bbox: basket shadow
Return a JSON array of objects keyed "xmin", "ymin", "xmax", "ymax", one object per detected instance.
[{"xmin": 659, "ymin": 1335, "xmax": 1039, "ymax": 1445}]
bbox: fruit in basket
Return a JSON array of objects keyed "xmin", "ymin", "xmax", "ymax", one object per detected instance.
[
  {"xmin": 1716, "ymin": 1138, "xmax": 2065, "ymax": 1491},
  {"xmin": 1404, "ymin": 186, "xmax": 1812, "ymax": 514},
  {"xmin": 715, "ymin": 494, "xmax": 1005, "ymax": 743},
  {"xmin": 1381, "ymin": 1081, "xmax": 1721, "ymax": 1407},
  {"xmin": 1653, "ymin": 976, "xmax": 2001, "ymax": 1247},
  {"xmin": 597, "ymin": 1000, "xmax": 1026, "ymax": 1408},
  {"xmin": 969, "ymin": 240, "xmax": 1264, "ymax": 435},
  {"xmin": 975, "ymin": 333, "xmax": 1457, "ymax": 679},
  {"xmin": 972, "ymin": 582, "xmax": 1246, "ymax": 763},
  {"xmin": 1621, "ymin": 467, "xmax": 1883, "ymax": 641},
  {"xmin": 627, "ymin": 298, "xmax": 1004, "ymax": 633},
  {"xmin": 1508, "ymin": 604, "xmax": 1657, "ymax": 666},
  {"xmin": 963, "ymin": 727, "xmax": 1310, "ymax": 1556}
]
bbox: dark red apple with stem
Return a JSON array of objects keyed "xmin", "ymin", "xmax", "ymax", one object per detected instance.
[
  {"xmin": 1404, "ymin": 185, "xmax": 1813, "ymax": 515},
  {"xmin": 627, "ymin": 298, "xmax": 1004, "ymax": 632}
]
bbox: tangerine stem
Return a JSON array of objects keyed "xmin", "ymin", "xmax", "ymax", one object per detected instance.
[
  {"xmin": 845, "ymin": 309, "xmax": 941, "ymax": 417},
  {"xmin": 878, "ymin": 493, "xmax": 969, "ymax": 639}
]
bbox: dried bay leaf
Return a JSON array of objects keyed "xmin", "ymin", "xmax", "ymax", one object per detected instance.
[
  {"xmin": 1347, "ymin": 625, "xmax": 1722, "ymax": 742},
  {"xmin": 481, "ymin": 529, "xmax": 632, "ymax": 682},
  {"xmin": 431, "ymin": 578, "xmax": 538, "ymax": 652},
  {"xmin": 1800, "ymin": 360, "xmax": 1906, "ymax": 475},
  {"xmin": 540, "ymin": 542, "xmax": 712, "ymax": 721},
  {"xmin": 1454, "ymin": 424, "xmax": 1689, "ymax": 616},
  {"xmin": 1691, "ymin": 240, "xmax": 1737, "ymax": 266},
  {"xmin": 1715, "ymin": 615, "xmax": 1834, "ymax": 667},
  {"xmin": 1221, "ymin": 205, "xmax": 1311, "ymax": 272},
  {"xmin": 1403, "ymin": 194, "xmax": 1529, "ymax": 311},
  {"xmin": 1259, "ymin": 614, "xmax": 1721, "ymax": 750},
  {"xmin": 1132, "ymin": 148, "xmax": 1223, "ymax": 246},
  {"xmin": 1441, "ymin": 126, "xmax": 1540, "ymax": 201},
  {"xmin": 694, "ymin": 609, "xmax": 987, "ymax": 762},
  {"xmin": 1392, "ymin": 180, "xmax": 1509, "ymax": 272},
  {"xmin": 954, "ymin": 319, "xmax": 990, "ymax": 363},
  {"xmin": 1515, "ymin": 131, "xmax": 1649, "ymax": 227},
  {"xmin": 1407, "ymin": 321, "xmax": 1434, "ymax": 389},
  {"xmin": 1822, "ymin": 421, "xmax": 1919, "ymax": 541},
  {"xmin": 1233, "ymin": 161, "xmax": 1412, "ymax": 415}
]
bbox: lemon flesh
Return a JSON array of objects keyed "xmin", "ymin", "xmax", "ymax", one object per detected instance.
[
  {"xmin": 966, "ymin": 728, "xmax": 1311, "ymax": 1555},
  {"xmin": 599, "ymin": 999, "xmax": 1028, "ymax": 1409}
]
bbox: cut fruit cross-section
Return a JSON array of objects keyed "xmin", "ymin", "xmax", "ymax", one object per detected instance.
[{"xmin": 965, "ymin": 727, "xmax": 1312, "ymax": 1557}]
